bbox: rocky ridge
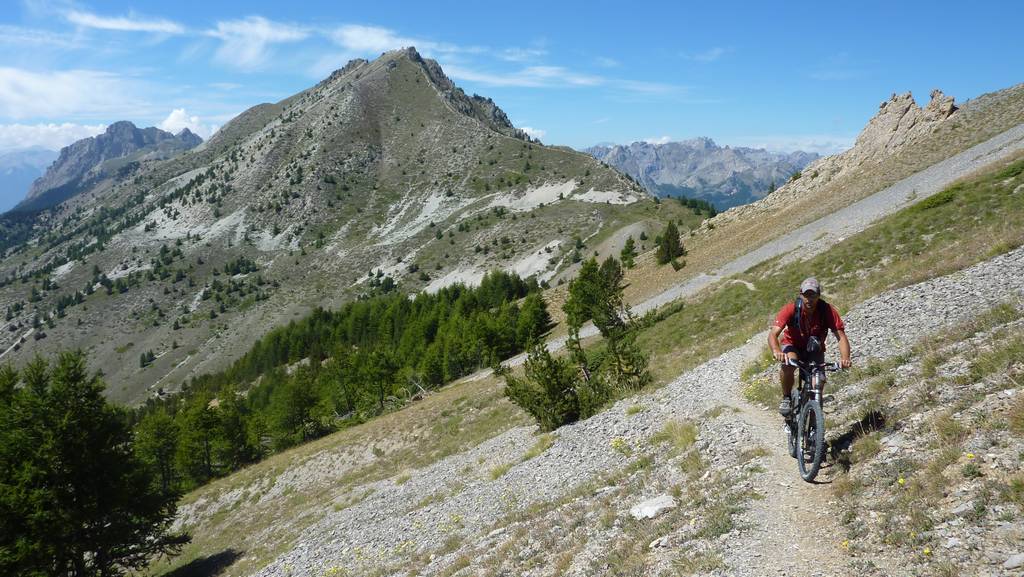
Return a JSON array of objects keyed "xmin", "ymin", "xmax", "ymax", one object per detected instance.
[{"xmin": 19, "ymin": 121, "xmax": 202, "ymax": 212}]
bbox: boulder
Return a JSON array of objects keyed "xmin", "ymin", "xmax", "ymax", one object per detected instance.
[{"xmin": 629, "ymin": 494, "xmax": 677, "ymax": 520}]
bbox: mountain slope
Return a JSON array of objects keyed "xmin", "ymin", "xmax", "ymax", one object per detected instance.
[
  {"xmin": 586, "ymin": 138, "xmax": 818, "ymax": 209},
  {"xmin": 0, "ymin": 48, "xmax": 693, "ymax": 404}
]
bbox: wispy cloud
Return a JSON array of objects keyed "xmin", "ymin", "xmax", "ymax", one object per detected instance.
[
  {"xmin": 728, "ymin": 134, "xmax": 854, "ymax": 155},
  {"xmin": 0, "ymin": 122, "xmax": 106, "ymax": 153},
  {"xmin": 595, "ymin": 56, "xmax": 620, "ymax": 68},
  {"xmin": 499, "ymin": 47, "xmax": 547, "ymax": 62},
  {"xmin": 329, "ymin": 24, "xmax": 474, "ymax": 57},
  {"xmin": 683, "ymin": 47, "xmax": 729, "ymax": 62},
  {"xmin": 0, "ymin": 25, "xmax": 83, "ymax": 49},
  {"xmin": 443, "ymin": 63, "xmax": 603, "ymax": 88},
  {"xmin": 643, "ymin": 136, "xmax": 673, "ymax": 145},
  {"xmin": 207, "ymin": 16, "xmax": 309, "ymax": 71},
  {"xmin": 65, "ymin": 9, "xmax": 185, "ymax": 34},
  {"xmin": 0, "ymin": 67, "xmax": 142, "ymax": 120}
]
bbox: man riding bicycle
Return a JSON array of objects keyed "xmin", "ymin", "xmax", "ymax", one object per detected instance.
[{"xmin": 768, "ymin": 277, "xmax": 852, "ymax": 416}]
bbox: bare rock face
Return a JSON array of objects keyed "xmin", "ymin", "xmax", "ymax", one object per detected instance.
[{"xmin": 853, "ymin": 90, "xmax": 959, "ymax": 161}]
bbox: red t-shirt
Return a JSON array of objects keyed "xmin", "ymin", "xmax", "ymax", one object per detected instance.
[{"xmin": 773, "ymin": 300, "xmax": 845, "ymax": 352}]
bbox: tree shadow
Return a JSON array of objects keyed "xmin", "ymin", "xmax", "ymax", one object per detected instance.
[{"xmin": 163, "ymin": 549, "xmax": 243, "ymax": 577}]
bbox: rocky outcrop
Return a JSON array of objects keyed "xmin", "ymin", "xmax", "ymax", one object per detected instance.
[
  {"xmin": 586, "ymin": 138, "xmax": 818, "ymax": 209},
  {"xmin": 853, "ymin": 89, "xmax": 959, "ymax": 158},
  {"xmin": 705, "ymin": 89, "xmax": 963, "ymax": 230},
  {"xmin": 19, "ymin": 121, "xmax": 202, "ymax": 212}
]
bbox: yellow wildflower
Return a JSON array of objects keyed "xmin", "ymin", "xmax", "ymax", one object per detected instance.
[
  {"xmin": 897, "ymin": 477, "xmax": 905, "ymax": 486},
  {"xmin": 966, "ymin": 453, "xmax": 975, "ymax": 460}
]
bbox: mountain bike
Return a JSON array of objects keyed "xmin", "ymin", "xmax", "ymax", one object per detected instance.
[{"xmin": 783, "ymin": 357, "xmax": 841, "ymax": 482}]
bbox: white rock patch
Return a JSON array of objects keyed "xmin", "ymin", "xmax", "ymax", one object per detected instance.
[{"xmin": 574, "ymin": 188, "xmax": 640, "ymax": 205}]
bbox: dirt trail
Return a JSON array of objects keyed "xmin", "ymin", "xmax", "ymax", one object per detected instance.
[
  {"xmin": 694, "ymin": 336, "xmax": 852, "ymax": 576},
  {"xmin": 731, "ymin": 395, "xmax": 849, "ymax": 576}
]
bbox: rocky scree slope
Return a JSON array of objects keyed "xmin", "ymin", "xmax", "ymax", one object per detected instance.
[
  {"xmin": 0, "ymin": 47, "xmax": 671, "ymax": 404},
  {"xmin": 18, "ymin": 121, "xmax": 202, "ymax": 212},
  {"xmin": 172, "ymin": 244, "xmax": 1024, "ymax": 577},
  {"xmin": 586, "ymin": 138, "xmax": 818, "ymax": 210}
]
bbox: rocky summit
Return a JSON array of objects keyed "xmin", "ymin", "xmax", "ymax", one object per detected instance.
[
  {"xmin": 586, "ymin": 138, "xmax": 818, "ymax": 210},
  {"xmin": 0, "ymin": 47, "xmax": 691, "ymax": 404}
]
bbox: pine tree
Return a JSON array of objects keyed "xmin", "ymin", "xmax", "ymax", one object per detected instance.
[
  {"xmin": 620, "ymin": 236, "xmax": 637, "ymax": 268},
  {"xmin": 656, "ymin": 221, "xmax": 683, "ymax": 265},
  {"xmin": 0, "ymin": 353, "xmax": 189, "ymax": 575}
]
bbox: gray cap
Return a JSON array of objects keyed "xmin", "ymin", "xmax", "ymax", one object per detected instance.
[{"xmin": 800, "ymin": 277, "xmax": 821, "ymax": 294}]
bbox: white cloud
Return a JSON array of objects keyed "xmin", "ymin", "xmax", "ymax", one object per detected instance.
[
  {"xmin": 443, "ymin": 63, "xmax": 603, "ymax": 88},
  {"xmin": 329, "ymin": 24, "xmax": 471, "ymax": 57},
  {"xmin": 207, "ymin": 16, "xmax": 309, "ymax": 70},
  {"xmin": 159, "ymin": 109, "xmax": 216, "ymax": 139},
  {"xmin": 0, "ymin": 122, "xmax": 106, "ymax": 153},
  {"xmin": 643, "ymin": 136, "xmax": 672, "ymax": 145},
  {"xmin": 727, "ymin": 134, "xmax": 855, "ymax": 155},
  {"xmin": 66, "ymin": 9, "xmax": 185, "ymax": 34},
  {"xmin": 521, "ymin": 126, "xmax": 546, "ymax": 140},
  {"xmin": 0, "ymin": 68, "xmax": 138, "ymax": 120},
  {"xmin": 595, "ymin": 56, "xmax": 620, "ymax": 68}
]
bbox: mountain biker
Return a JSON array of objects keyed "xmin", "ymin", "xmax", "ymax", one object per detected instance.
[{"xmin": 768, "ymin": 277, "xmax": 852, "ymax": 416}]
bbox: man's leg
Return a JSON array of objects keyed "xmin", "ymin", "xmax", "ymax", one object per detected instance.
[{"xmin": 778, "ymin": 349, "xmax": 799, "ymax": 416}]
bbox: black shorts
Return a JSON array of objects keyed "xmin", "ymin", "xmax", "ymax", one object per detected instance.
[{"xmin": 782, "ymin": 345, "xmax": 825, "ymax": 364}]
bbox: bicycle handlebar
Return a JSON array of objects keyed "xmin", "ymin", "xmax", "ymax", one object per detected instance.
[{"xmin": 782, "ymin": 358, "xmax": 843, "ymax": 371}]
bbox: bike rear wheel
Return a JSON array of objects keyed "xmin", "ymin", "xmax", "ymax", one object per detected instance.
[{"xmin": 797, "ymin": 399, "xmax": 825, "ymax": 481}]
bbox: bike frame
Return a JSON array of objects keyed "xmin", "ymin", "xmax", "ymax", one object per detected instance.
[{"xmin": 785, "ymin": 359, "xmax": 838, "ymax": 409}]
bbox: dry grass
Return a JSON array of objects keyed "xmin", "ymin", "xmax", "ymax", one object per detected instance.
[{"xmin": 650, "ymin": 420, "xmax": 698, "ymax": 454}]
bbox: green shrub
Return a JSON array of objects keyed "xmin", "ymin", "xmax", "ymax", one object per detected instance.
[{"xmin": 501, "ymin": 344, "xmax": 579, "ymax": 432}]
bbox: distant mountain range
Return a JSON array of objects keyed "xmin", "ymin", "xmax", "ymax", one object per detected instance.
[
  {"xmin": 585, "ymin": 138, "xmax": 818, "ymax": 210},
  {"xmin": 15, "ymin": 122, "xmax": 202, "ymax": 213},
  {"xmin": 0, "ymin": 148, "xmax": 58, "ymax": 213}
]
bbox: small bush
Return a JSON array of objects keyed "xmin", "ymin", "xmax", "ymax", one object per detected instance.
[
  {"xmin": 651, "ymin": 420, "xmax": 698, "ymax": 454},
  {"xmin": 520, "ymin": 433, "xmax": 555, "ymax": 461},
  {"xmin": 489, "ymin": 463, "xmax": 512, "ymax": 480},
  {"xmin": 850, "ymin": 434, "xmax": 881, "ymax": 464},
  {"xmin": 961, "ymin": 462, "xmax": 982, "ymax": 479}
]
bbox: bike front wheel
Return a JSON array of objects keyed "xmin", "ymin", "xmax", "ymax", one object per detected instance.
[{"xmin": 797, "ymin": 399, "xmax": 825, "ymax": 481}]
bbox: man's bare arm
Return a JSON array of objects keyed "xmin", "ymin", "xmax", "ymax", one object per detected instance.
[
  {"xmin": 836, "ymin": 329, "xmax": 852, "ymax": 368},
  {"xmin": 768, "ymin": 326, "xmax": 786, "ymax": 361}
]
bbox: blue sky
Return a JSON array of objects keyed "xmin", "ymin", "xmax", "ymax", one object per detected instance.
[{"xmin": 1, "ymin": 0, "xmax": 1021, "ymax": 155}]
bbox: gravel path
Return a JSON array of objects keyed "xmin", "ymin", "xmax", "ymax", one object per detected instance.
[{"xmin": 252, "ymin": 245, "xmax": 1024, "ymax": 576}]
